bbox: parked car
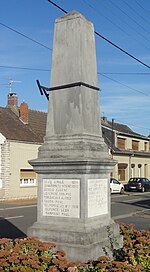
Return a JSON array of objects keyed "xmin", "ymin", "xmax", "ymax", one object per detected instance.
[
  {"xmin": 110, "ymin": 178, "xmax": 124, "ymax": 194},
  {"xmin": 127, "ymin": 177, "xmax": 150, "ymax": 192}
]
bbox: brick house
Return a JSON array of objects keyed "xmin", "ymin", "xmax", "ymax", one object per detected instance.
[{"xmin": 0, "ymin": 94, "xmax": 46, "ymax": 200}]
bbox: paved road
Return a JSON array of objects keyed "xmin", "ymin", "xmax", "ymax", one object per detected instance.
[
  {"xmin": 111, "ymin": 191, "xmax": 150, "ymax": 230},
  {"xmin": 0, "ymin": 192, "xmax": 149, "ymax": 239},
  {"xmin": 0, "ymin": 202, "xmax": 37, "ymax": 238}
]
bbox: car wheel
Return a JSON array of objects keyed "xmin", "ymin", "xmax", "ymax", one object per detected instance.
[
  {"xmin": 120, "ymin": 188, "xmax": 124, "ymax": 194},
  {"xmin": 141, "ymin": 187, "xmax": 145, "ymax": 193}
]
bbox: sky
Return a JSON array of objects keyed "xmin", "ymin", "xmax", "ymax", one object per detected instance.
[{"xmin": 0, "ymin": 0, "xmax": 150, "ymax": 136}]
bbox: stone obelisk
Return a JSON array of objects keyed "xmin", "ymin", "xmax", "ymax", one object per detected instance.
[{"xmin": 28, "ymin": 11, "xmax": 123, "ymax": 262}]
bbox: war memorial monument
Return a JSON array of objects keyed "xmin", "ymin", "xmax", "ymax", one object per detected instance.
[{"xmin": 28, "ymin": 10, "xmax": 123, "ymax": 262}]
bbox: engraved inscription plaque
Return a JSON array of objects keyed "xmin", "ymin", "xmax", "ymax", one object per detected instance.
[
  {"xmin": 43, "ymin": 179, "xmax": 80, "ymax": 218},
  {"xmin": 88, "ymin": 179, "xmax": 108, "ymax": 217}
]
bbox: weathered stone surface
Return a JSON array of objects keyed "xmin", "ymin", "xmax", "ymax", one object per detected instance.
[
  {"xmin": 28, "ymin": 10, "xmax": 123, "ymax": 262},
  {"xmin": 39, "ymin": 10, "xmax": 106, "ymax": 162},
  {"xmin": 28, "ymin": 221, "xmax": 122, "ymax": 261}
]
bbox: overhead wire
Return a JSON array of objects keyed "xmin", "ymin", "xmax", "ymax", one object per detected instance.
[
  {"xmin": 135, "ymin": 0, "xmax": 150, "ymax": 17},
  {"xmin": 1, "ymin": 64, "xmax": 150, "ymax": 77},
  {"xmin": 102, "ymin": 0, "xmax": 150, "ymax": 51},
  {"xmin": 47, "ymin": 0, "xmax": 150, "ymax": 134},
  {"xmin": 0, "ymin": 0, "xmax": 149, "ymax": 99},
  {"xmin": 98, "ymin": 73, "xmax": 150, "ymax": 97},
  {"xmin": 99, "ymin": 72, "xmax": 150, "ymax": 75},
  {"xmin": 0, "ymin": 22, "xmax": 52, "ymax": 51},
  {"xmin": 0, "ymin": 1, "xmax": 149, "ymax": 69},
  {"xmin": 47, "ymin": 0, "xmax": 67, "ymax": 14},
  {"xmin": 82, "ymin": 0, "xmax": 132, "ymax": 38},
  {"xmin": 114, "ymin": 119, "xmax": 150, "ymax": 132},
  {"xmin": 81, "ymin": 0, "xmax": 150, "ymax": 101},
  {"xmin": 122, "ymin": 0, "xmax": 150, "ymax": 27},
  {"xmin": 47, "ymin": 0, "xmax": 150, "ymax": 69},
  {"xmin": 0, "ymin": 0, "xmax": 149, "ymax": 134},
  {"xmin": 0, "ymin": 65, "xmax": 50, "ymax": 71},
  {"xmin": 0, "ymin": 64, "xmax": 150, "ymax": 77},
  {"xmin": 82, "ymin": 0, "xmax": 150, "ymax": 51},
  {"xmin": 109, "ymin": 0, "xmax": 150, "ymax": 39},
  {"xmin": 95, "ymin": 31, "xmax": 150, "ymax": 69}
]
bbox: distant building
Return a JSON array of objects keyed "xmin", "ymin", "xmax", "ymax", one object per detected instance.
[
  {"xmin": 0, "ymin": 94, "xmax": 150, "ymax": 200},
  {"xmin": 101, "ymin": 117, "xmax": 150, "ymax": 182}
]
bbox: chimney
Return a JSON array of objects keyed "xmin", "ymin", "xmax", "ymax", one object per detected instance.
[
  {"xmin": 101, "ymin": 116, "xmax": 108, "ymax": 124},
  {"xmin": 19, "ymin": 102, "xmax": 29, "ymax": 124},
  {"xmin": 7, "ymin": 93, "xmax": 19, "ymax": 116}
]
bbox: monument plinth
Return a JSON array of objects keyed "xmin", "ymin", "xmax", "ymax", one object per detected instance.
[{"xmin": 28, "ymin": 11, "xmax": 123, "ymax": 262}]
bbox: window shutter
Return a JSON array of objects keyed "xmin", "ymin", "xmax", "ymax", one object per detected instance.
[
  {"xmin": 132, "ymin": 140, "xmax": 139, "ymax": 150},
  {"xmin": 117, "ymin": 138, "xmax": 125, "ymax": 149}
]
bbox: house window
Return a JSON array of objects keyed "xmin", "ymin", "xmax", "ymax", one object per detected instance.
[
  {"xmin": 117, "ymin": 138, "xmax": 126, "ymax": 149},
  {"xmin": 118, "ymin": 163, "xmax": 127, "ymax": 181},
  {"xmin": 118, "ymin": 169, "xmax": 125, "ymax": 181},
  {"xmin": 132, "ymin": 140, "xmax": 139, "ymax": 151},
  {"xmin": 144, "ymin": 142, "xmax": 148, "ymax": 151},
  {"xmin": 20, "ymin": 169, "xmax": 37, "ymax": 187}
]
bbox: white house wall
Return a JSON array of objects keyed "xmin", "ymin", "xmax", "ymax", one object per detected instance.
[
  {"xmin": 8, "ymin": 141, "xmax": 40, "ymax": 200},
  {"xmin": 0, "ymin": 133, "xmax": 5, "ymax": 187},
  {"xmin": 0, "ymin": 133, "xmax": 6, "ymax": 199},
  {"xmin": 113, "ymin": 154, "xmax": 150, "ymax": 183}
]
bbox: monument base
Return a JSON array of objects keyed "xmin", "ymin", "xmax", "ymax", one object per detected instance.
[
  {"xmin": 28, "ymin": 159, "xmax": 123, "ymax": 262},
  {"xmin": 28, "ymin": 220, "xmax": 122, "ymax": 262}
]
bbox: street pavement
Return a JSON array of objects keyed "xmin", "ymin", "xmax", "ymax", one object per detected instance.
[
  {"xmin": 111, "ymin": 191, "xmax": 150, "ymax": 230},
  {"xmin": 0, "ymin": 192, "xmax": 149, "ymax": 239}
]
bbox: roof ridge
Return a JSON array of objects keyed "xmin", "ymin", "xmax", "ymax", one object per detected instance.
[{"xmin": 29, "ymin": 109, "xmax": 47, "ymax": 114}]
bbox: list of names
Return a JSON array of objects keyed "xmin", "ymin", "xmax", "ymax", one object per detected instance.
[
  {"xmin": 43, "ymin": 179, "xmax": 80, "ymax": 218},
  {"xmin": 88, "ymin": 179, "xmax": 108, "ymax": 217}
]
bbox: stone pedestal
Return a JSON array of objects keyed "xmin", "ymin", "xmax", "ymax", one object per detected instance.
[{"xmin": 28, "ymin": 11, "xmax": 123, "ymax": 262}]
